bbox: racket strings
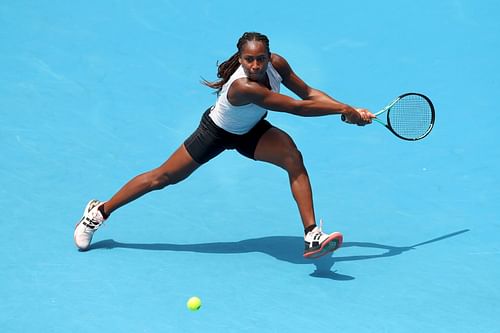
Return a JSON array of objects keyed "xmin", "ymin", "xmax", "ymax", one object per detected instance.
[{"xmin": 388, "ymin": 95, "xmax": 433, "ymax": 139}]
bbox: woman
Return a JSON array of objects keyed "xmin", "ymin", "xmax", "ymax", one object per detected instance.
[{"xmin": 74, "ymin": 32, "xmax": 374, "ymax": 258}]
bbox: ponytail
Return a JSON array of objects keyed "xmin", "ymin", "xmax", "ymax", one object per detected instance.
[{"xmin": 202, "ymin": 52, "xmax": 240, "ymax": 92}]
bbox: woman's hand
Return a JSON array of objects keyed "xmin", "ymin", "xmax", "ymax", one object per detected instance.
[{"xmin": 343, "ymin": 108, "xmax": 375, "ymax": 126}]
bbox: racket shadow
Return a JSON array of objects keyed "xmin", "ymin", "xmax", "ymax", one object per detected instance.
[{"xmin": 91, "ymin": 229, "xmax": 469, "ymax": 281}]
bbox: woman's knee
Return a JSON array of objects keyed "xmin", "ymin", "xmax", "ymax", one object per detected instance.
[
  {"xmin": 149, "ymin": 168, "xmax": 186, "ymax": 190},
  {"xmin": 150, "ymin": 166, "xmax": 194, "ymax": 190},
  {"xmin": 149, "ymin": 170, "xmax": 171, "ymax": 190},
  {"xmin": 282, "ymin": 147, "xmax": 305, "ymax": 172}
]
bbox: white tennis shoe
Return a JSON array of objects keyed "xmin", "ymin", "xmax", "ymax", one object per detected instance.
[
  {"xmin": 303, "ymin": 219, "xmax": 343, "ymax": 259},
  {"xmin": 74, "ymin": 199, "xmax": 106, "ymax": 251}
]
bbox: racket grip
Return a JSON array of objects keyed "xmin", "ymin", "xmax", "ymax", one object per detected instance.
[{"xmin": 341, "ymin": 114, "xmax": 346, "ymax": 122}]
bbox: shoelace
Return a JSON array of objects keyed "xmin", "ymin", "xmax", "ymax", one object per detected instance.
[
  {"xmin": 311, "ymin": 218, "xmax": 325, "ymax": 238},
  {"xmin": 84, "ymin": 209, "xmax": 105, "ymax": 230},
  {"xmin": 308, "ymin": 219, "xmax": 326, "ymax": 241}
]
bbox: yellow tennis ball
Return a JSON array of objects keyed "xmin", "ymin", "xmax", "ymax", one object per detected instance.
[{"xmin": 187, "ymin": 296, "xmax": 201, "ymax": 311}]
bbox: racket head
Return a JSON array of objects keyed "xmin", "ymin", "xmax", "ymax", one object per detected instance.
[{"xmin": 384, "ymin": 93, "xmax": 435, "ymax": 141}]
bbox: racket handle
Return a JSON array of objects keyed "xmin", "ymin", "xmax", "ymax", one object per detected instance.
[{"xmin": 341, "ymin": 114, "xmax": 346, "ymax": 122}]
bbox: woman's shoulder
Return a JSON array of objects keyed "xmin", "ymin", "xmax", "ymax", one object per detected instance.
[
  {"xmin": 270, "ymin": 53, "xmax": 287, "ymax": 67},
  {"xmin": 270, "ymin": 53, "xmax": 291, "ymax": 78}
]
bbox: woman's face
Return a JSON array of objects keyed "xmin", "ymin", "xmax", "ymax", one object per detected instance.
[{"xmin": 238, "ymin": 41, "xmax": 270, "ymax": 81}]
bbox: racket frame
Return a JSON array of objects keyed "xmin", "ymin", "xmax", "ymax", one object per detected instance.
[
  {"xmin": 376, "ymin": 92, "xmax": 435, "ymax": 141},
  {"xmin": 341, "ymin": 92, "xmax": 435, "ymax": 141}
]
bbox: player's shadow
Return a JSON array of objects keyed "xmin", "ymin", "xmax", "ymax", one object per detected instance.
[{"xmin": 91, "ymin": 229, "xmax": 469, "ymax": 281}]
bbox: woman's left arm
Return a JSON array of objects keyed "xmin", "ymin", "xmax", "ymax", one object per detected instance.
[
  {"xmin": 272, "ymin": 53, "xmax": 344, "ymax": 104},
  {"xmin": 271, "ymin": 53, "xmax": 373, "ymax": 124}
]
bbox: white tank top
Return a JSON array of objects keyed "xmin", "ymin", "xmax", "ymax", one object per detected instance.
[{"xmin": 209, "ymin": 62, "xmax": 282, "ymax": 135}]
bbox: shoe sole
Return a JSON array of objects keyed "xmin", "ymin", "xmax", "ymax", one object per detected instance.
[
  {"xmin": 73, "ymin": 199, "xmax": 101, "ymax": 251},
  {"xmin": 303, "ymin": 232, "xmax": 343, "ymax": 259}
]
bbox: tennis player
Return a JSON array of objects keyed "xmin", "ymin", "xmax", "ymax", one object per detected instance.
[{"xmin": 74, "ymin": 32, "xmax": 374, "ymax": 258}]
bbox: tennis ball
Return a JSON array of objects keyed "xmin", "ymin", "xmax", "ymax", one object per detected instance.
[{"xmin": 187, "ymin": 296, "xmax": 201, "ymax": 311}]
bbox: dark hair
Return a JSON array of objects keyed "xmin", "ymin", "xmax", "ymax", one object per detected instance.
[{"xmin": 203, "ymin": 32, "xmax": 270, "ymax": 93}]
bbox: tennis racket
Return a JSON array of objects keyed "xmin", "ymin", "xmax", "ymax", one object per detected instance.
[{"xmin": 342, "ymin": 92, "xmax": 435, "ymax": 141}]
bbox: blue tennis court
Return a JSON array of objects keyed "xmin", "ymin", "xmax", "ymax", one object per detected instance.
[{"xmin": 1, "ymin": 1, "xmax": 499, "ymax": 332}]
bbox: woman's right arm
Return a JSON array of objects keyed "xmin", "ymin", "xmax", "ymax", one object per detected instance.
[{"xmin": 230, "ymin": 79, "xmax": 373, "ymax": 125}]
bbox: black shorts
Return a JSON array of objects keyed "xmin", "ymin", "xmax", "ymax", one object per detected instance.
[{"xmin": 184, "ymin": 107, "xmax": 273, "ymax": 164}]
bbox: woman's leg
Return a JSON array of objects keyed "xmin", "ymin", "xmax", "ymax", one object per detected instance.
[
  {"xmin": 102, "ymin": 144, "xmax": 199, "ymax": 216},
  {"xmin": 253, "ymin": 127, "xmax": 316, "ymax": 229},
  {"xmin": 75, "ymin": 128, "xmax": 212, "ymax": 250}
]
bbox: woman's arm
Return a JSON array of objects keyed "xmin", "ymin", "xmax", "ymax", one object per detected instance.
[
  {"xmin": 230, "ymin": 79, "xmax": 352, "ymax": 117},
  {"xmin": 228, "ymin": 54, "xmax": 373, "ymax": 124},
  {"xmin": 270, "ymin": 53, "xmax": 374, "ymax": 124}
]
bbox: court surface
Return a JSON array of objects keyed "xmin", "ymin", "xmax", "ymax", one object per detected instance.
[{"xmin": 1, "ymin": 1, "xmax": 499, "ymax": 332}]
